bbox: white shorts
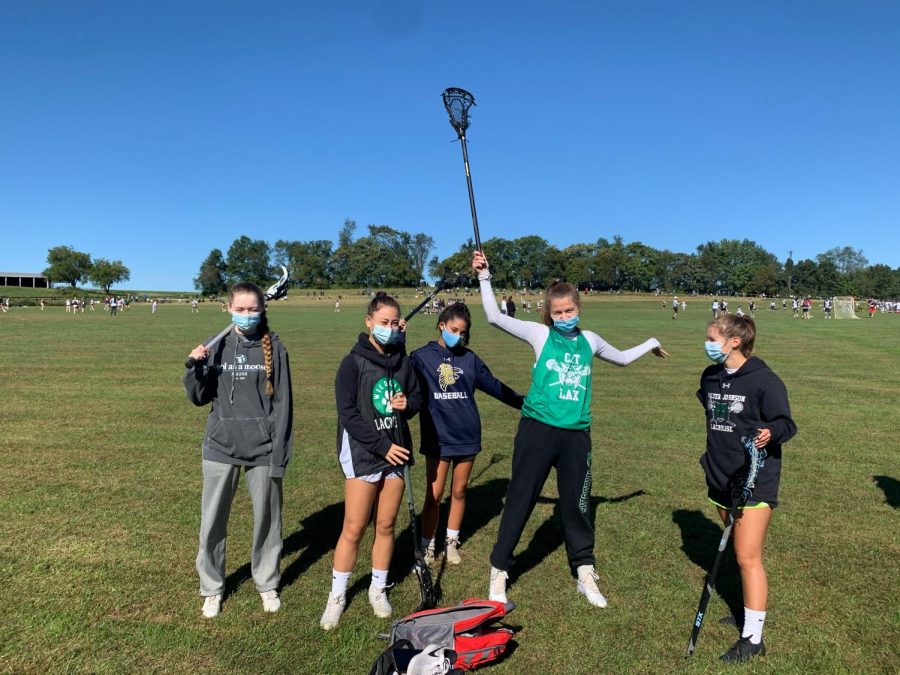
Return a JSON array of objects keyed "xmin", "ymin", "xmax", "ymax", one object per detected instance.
[{"xmin": 348, "ymin": 467, "xmax": 404, "ymax": 483}]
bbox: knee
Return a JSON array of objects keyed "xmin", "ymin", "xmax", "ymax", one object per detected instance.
[
  {"xmin": 340, "ymin": 520, "xmax": 368, "ymax": 545},
  {"xmin": 374, "ymin": 518, "xmax": 397, "ymax": 539},
  {"xmin": 450, "ymin": 483, "xmax": 468, "ymax": 502},
  {"xmin": 735, "ymin": 548, "xmax": 764, "ymax": 571},
  {"xmin": 426, "ymin": 485, "xmax": 443, "ymax": 504}
]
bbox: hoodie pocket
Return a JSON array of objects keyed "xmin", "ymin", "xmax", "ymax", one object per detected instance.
[{"xmin": 207, "ymin": 417, "xmax": 273, "ymax": 461}]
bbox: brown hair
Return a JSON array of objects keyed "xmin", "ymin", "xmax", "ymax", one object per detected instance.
[
  {"xmin": 367, "ymin": 291, "xmax": 401, "ymax": 317},
  {"xmin": 709, "ymin": 314, "xmax": 756, "ymax": 357},
  {"xmin": 541, "ymin": 280, "xmax": 581, "ymax": 326},
  {"xmin": 229, "ymin": 282, "xmax": 275, "ymax": 397}
]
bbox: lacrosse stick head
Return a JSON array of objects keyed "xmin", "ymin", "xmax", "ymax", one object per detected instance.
[
  {"xmin": 265, "ymin": 265, "xmax": 290, "ymax": 302},
  {"xmin": 436, "ymin": 273, "xmax": 464, "ymax": 292},
  {"xmin": 442, "ymin": 87, "xmax": 476, "ymax": 139}
]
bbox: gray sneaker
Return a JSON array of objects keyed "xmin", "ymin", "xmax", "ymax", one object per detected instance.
[
  {"xmin": 368, "ymin": 584, "xmax": 393, "ymax": 618},
  {"xmin": 423, "ymin": 541, "xmax": 437, "ymax": 566},
  {"xmin": 319, "ymin": 593, "xmax": 346, "ymax": 630},
  {"xmin": 445, "ymin": 537, "xmax": 462, "ymax": 565}
]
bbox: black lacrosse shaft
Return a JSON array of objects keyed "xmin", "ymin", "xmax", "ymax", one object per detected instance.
[
  {"xmin": 405, "ymin": 287, "xmax": 443, "ymax": 323},
  {"xmin": 458, "ymin": 135, "xmax": 482, "ymax": 252},
  {"xmin": 686, "ymin": 505, "xmax": 738, "ymax": 657}
]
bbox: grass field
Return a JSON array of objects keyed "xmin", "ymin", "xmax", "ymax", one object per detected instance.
[{"xmin": 0, "ymin": 293, "xmax": 897, "ymax": 674}]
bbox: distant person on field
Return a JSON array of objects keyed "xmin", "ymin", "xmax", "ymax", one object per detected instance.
[
  {"xmin": 507, "ymin": 296, "xmax": 517, "ymax": 318},
  {"xmin": 151, "ymin": 299, "xmax": 158, "ymax": 314},
  {"xmin": 672, "ymin": 296, "xmax": 679, "ymax": 320},
  {"xmin": 500, "ymin": 295, "xmax": 508, "ymax": 315},
  {"xmin": 110, "ymin": 298, "xmax": 117, "ymax": 316},
  {"xmin": 192, "ymin": 298, "xmax": 199, "ymax": 313},
  {"xmin": 698, "ymin": 314, "xmax": 796, "ymax": 662},
  {"xmin": 712, "ymin": 299, "xmax": 720, "ymax": 318}
]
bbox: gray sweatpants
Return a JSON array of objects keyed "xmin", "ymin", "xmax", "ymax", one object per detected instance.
[{"xmin": 197, "ymin": 459, "xmax": 283, "ymax": 596}]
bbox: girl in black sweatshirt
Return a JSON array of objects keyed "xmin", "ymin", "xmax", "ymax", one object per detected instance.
[
  {"xmin": 698, "ymin": 314, "xmax": 797, "ymax": 663},
  {"xmin": 320, "ymin": 293, "xmax": 423, "ymax": 630}
]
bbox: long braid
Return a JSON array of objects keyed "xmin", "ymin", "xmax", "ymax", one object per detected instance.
[{"xmin": 259, "ymin": 315, "xmax": 275, "ymax": 398}]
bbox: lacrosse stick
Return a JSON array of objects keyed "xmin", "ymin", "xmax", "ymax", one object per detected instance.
[
  {"xmin": 441, "ymin": 87, "xmax": 483, "ymax": 252},
  {"xmin": 686, "ymin": 435, "xmax": 767, "ymax": 657},
  {"xmin": 403, "ymin": 462, "xmax": 437, "ymax": 611},
  {"xmin": 184, "ymin": 265, "xmax": 290, "ymax": 368},
  {"xmin": 403, "ymin": 274, "xmax": 464, "ymax": 323}
]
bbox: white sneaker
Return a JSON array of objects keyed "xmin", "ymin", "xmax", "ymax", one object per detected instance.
[
  {"xmin": 260, "ymin": 589, "xmax": 281, "ymax": 613},
  {"xmin": 576, "ymin": 565, "xmax": 608, "ymax": 608},
  {"xmin": 368, "ymin": 584, "xmax": 393, "ymax": 618},
  {"xmin": 423, "ymin": 541, "xmax": 437, "ymax": 566},
  {"xmin": 201, "ymin": 594, "xmax": 222, "ymax": 618},
  {"xmin": 320, "ymin": 593, "xmax": 346, "ymax": 630},
  {"xmin": 489, "ymin": 567, "xmax": 508, "ymax": 604},
  {"xmin": 445, "ymin": 537, "xmax": 462, "ymax": 565}
]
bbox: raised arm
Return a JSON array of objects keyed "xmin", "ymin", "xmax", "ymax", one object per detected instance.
[{"xmin": 473, "ymin": 251, "xmax": 547, "ymax": 357}]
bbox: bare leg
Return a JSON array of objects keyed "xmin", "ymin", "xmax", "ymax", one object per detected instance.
[
  {"xmin": 447, "ymin": 458, "xmax": 475, "ymax": 533},
  {"xmin": 332, "ymin": 479, "xmax": 379, "ymax": 573},
  {"xmin": 421, "ymin": 457, "xmax": 449, "ymax": 541},
  {"xmin": 717, "ymin": 506, "xmax": 773, "ymax": 610},
  {"xmin": 371, "ymin": 477, "xmax": 405, "ymax": 571}
]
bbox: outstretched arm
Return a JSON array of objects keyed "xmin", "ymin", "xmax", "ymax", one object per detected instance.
[{"xmin": 583, "ymin": 331, "xmax": 666, "ymax": 366}]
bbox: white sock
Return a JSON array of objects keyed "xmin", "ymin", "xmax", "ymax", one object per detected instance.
[
  {"xmin": 421, "ymin": 537, "xmax": 435, "ymax": 550},
  {"xmin": 446, "ymin": 529, "xmax": 460, "ymax": 540},
  {"xmin": 331, "ymin": 569, "xmax": 351, "ymax": 597},
  {"xmin": 742, "ymin": 607, "xmax": 766, "ymax": 644},
  {"xmin": 371, "ymin": 568, "xmax": 389, "ymax": 589}
]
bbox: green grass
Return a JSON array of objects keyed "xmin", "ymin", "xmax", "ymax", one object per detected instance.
[{"xmin": 0, "ymin": 297, "xmax": 897, "ymax": 674}]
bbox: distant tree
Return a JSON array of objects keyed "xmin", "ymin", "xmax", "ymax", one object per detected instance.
[
  {"xmin": 43, "ymin": 245, "xmax": 92, "ymax": 287},
  {"xmin": 409, "ymin": 233, "xmax": 435, "ymax": 286},
  {"xmin": 273, "ymin": 239, "xmax": 333, "ymax": 288},
  {"xmin": 225, "ymin": 236, "xmax": 272, "ymax": 287},
  {"xmin": 793, "ymin": 259, "xmax": 820, "ymax": 296},
  {"xmin": 88, "ymin": 259, "xmax": 130, "ymax": 293},
  {"xmin": 194, "ymin": 249, "xmax": 227, "ymax": 296},
  {"xmin": 817, "ymin": 246, "xmax": 868, "ymax": 276}
]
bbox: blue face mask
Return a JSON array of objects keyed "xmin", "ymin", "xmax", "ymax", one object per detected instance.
[
  {"xmin": 232, "ymin": 312, "xmax": 261, "ymax": 331},
  {"xmin": 705, "ymin": 340, "xmax": 729, "ymax": 364},
  {"xmin": 372, "ymin": 324, "xmax": 400, "ymax": 346},
  {"xmin": 442, "ymin": 328, "xmax": 462, "ymax": 349},
  {"xmin": 553, "ymin": 315, "xmax": 580, "ymax": 332}
]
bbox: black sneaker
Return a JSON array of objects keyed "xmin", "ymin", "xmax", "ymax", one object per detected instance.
[{"xmin": 720, "ymin": 636, "xmax": 766, "ymax": 663}]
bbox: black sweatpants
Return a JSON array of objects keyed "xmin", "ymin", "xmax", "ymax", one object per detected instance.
[{"xmin": 490, "ymin": 417, "xmax": 594, "ymax": 575}]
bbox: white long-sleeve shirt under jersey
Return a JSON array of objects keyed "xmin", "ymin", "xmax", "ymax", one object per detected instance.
[{"xmin": 478, "ymin": 272, "xmax": 661, "ymax": 365}]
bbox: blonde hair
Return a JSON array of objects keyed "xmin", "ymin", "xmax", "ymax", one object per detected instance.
[
  {"xmin": 540, "ymin": 281, "xmax": 581, "ymax": 326},
  {"xmin": 709, "ymin": 314, "xmax": 756, "ymax": 357},
  {"xmin": 229, "ymin": 282, "xmax": 275, "ymax": 397}
]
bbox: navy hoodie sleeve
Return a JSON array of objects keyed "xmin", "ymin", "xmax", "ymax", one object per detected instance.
[
  {"xmin": 400, "ymin": 355, "xmax": 423, "ymax": 419},
  {"xmin": 473, "ymin": 353, "xmax": 524, "ymax": 409},
  {"xmin": 759, "ymin": 371, "xmax": 797, "ymax": 445},
  {"xmin": 335, "ymin": 354, "xmax": 393, "ymax": 457}
]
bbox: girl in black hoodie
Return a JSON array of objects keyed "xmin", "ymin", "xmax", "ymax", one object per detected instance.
[
  {"xmin": 698, "ymin": 314, "xmax": 797, "ymax": 663},
  {"xmin": 320, "ymin": 293, "xmax": 423, "ymax": 630}
]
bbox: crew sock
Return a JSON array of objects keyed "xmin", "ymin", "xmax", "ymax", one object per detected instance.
[
  {"xmin": 741, "ymin": 607, "xmax": 766, "ymax": 645},
  {"xmin": 330, "ymin": 569, "xmax": 351, "ymax": 597}
]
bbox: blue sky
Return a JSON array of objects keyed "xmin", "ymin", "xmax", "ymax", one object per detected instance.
[{"xmin": 2, "ymin": 1, "xmax": 898, "ymax": 290}]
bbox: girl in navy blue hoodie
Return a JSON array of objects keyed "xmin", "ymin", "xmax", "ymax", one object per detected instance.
[
  {"xmin": 698, "ymin": 314, "xmax": 796, "ymax": 663},
  {"xmin": 410, "ymin": 303, "xmax": 523, "ymax": 566}
]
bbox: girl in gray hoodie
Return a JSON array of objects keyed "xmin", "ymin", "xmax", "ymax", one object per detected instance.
[{"xmin": 184, "ymin": 282, "xmax": 293, "ymax": 618}]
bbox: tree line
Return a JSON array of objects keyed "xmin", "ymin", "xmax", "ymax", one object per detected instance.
[
  {"xmin": 43, "ymin": 246, "xmax": 130, "ymax": 293},
  {"xmin": 195, "ymin": 223, "xmax": 899, "ymax": 299}
]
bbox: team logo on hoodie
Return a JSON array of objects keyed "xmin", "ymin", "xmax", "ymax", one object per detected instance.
[
  {"xmin": 707, "ymin": 392, "xmax": 745, "ymax": 432},
  {"xmin": 437, "ymin": 362, "xmax": 464, "ymax": 391},
  {"xmin": 372, "ymin": 377, "xmax": 404, "ymax": 415}
]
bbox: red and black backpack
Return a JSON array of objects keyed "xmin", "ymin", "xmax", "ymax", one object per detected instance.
[{"xmin": 389, "ymin": 599, "xmax": 516, "ymax": 671}]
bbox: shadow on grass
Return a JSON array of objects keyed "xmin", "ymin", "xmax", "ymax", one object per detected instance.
[
  {"xmin": 671, "ymin": 509, "xmax": 743, "ymax": 624},
  {"xmin": 508, "ymin": 490, "xmax": 646, "ymax": 585},
  {"xmin": 873, "ymin": 475, "xmax": 899, "ymax": 509},
  {"xmin": 224, "ymin": 501, "xmax": 344, "ymax": 598}
]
